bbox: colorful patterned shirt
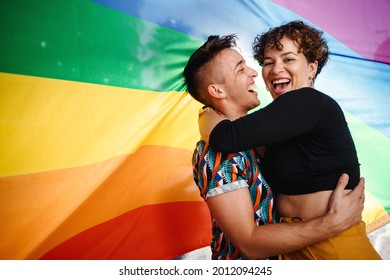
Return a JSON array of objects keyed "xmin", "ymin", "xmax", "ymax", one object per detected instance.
[{"xmin": 192, "ymin": 140, "xmax": 277, "ymax": 259}]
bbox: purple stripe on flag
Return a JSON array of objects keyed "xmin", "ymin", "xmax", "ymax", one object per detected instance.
[{"xmin": 272, "ymin": 0, "xmax": 390, "ymax": 64}]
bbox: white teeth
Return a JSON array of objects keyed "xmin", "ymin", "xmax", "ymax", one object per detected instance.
[
  {"xmin": 248, "ymin": 84, "xmax": 255, "ymax": 91},
  {"xmin": 272, "ymin": 79, "xmax": 290, "ymax": 84}
]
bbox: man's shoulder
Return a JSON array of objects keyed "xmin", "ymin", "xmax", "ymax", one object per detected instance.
[
  {"xmin": 194, "ymin": 140, "xmax": 254, "ymax": 157},
  {"xmin": 193, "ymin": 141, "xmax": 258, "ymax": 167}
]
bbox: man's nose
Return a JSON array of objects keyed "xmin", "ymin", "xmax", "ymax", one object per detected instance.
[{"xmin": 248, "ymin": 66, "xmax": 258, "ymax": 78}]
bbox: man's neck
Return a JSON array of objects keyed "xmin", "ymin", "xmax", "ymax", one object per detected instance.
[{"xmin": 214, "ymin": 104, "xmax": 248, "ymax": 120}]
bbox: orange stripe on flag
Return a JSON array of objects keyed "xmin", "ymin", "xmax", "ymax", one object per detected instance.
[{"xmin": 0, "ymin": 145, "xmax": 204, "ymax": 259}]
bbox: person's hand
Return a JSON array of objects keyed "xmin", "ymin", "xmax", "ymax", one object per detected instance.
[
  {"xmin": 327, "ymin": 173, "xmax": 365, "ymax": 233},
  {"xmin": 198, "ymin": 106, "xmax": 226, "ymax": 142}
]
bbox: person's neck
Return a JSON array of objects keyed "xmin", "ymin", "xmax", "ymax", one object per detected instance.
[{"xmin": 214, "ymin": 104, "xmax": 247, "ymax": 120}]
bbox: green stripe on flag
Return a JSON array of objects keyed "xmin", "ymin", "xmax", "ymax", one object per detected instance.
[
  {"xmin": 0, "ymin": 0, "xmax": 203, "ymax": 92},
  {"xmin": 346, "ymin": 112, "xmax": 390, "ymax": 213}
]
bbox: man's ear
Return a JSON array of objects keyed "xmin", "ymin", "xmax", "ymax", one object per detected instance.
[
  {"xmin": 208, "ymin": 84, "xmax": 225, "ymax": 99},
  {"xmin": 208, "ymin": 84, "xmax": 220, "ymax": 98}
]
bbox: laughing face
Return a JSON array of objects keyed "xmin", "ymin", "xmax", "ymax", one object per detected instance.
[
  {"xmin": 261, "ymin": 36, "xmax": 318, "ymax": 100},
  {"xmin": 214, "ymin": 48, "xmax": 260, "ymax": 117}
]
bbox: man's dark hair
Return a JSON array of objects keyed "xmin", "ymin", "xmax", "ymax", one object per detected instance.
[{"xmin": 183, "ymin": 34, "xmax": 237, "ymax": 104}]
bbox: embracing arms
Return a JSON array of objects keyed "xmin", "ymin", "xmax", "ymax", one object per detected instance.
[
  {"xmin": 207, "ymin": 173, "xmax": 364, "ymax": 259},
  {"xmin": 199, "ymin": 89, "xmax": 320, "ymax": 152}
]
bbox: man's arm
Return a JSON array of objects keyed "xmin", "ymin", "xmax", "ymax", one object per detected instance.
[{"xmin": 207, "ymin": 173, "xmax": 364, "ymax": 259}]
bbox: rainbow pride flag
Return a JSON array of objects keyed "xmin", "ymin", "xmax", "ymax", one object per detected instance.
[{"xmin": 1, "ymin": 0, "xmax": 389, "ymax": 259}]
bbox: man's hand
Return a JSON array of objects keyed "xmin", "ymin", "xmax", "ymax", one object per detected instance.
[{"xmin": 327, "ymin": 173, "xmax": 365, "ymax": 233}]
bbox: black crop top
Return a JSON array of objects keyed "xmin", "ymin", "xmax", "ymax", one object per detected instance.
[{"xmin": 209, "ymin": 87, "xmax": 360, "ymax": 195}]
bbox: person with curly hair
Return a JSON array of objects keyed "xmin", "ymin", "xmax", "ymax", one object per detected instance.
[
  {"xmin": 198, "ymin": 21, "xmax": 381, "ymax": 259},
  {"xmin": 184, "ymin": 32, "xmax": 368, "ymax": 260}
]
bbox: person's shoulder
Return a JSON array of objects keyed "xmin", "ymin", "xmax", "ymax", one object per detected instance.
[
  {"xmin": 204, "ymin": 149, "xmax": 255, "ymax": 173},
  {"xmin": 287, "ymin": 87, "xmax": 322, "ymax": 95},
  {"xmin": 276, "ymin": 87, "xmax": 321, "ymax": 103},
  {"xmin": 306, "ymin": 88, "xmax": 339, "ymax": 104},
  {"xmin": 193, "ymin": 139, "xmax": 206, "ymax": 153},
  {"xmin": 194, "ymin": 140, "xmax": 251, "ymax": 160}
]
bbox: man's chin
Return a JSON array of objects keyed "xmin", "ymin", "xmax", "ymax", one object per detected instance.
[{"xmin": 252, "ymin": 100, "xmax": 261, "ymax": 109}]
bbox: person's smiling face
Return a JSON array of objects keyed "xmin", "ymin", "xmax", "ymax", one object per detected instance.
[
  {"xmin": 215, "ymin": 48, "xmax": 260, "ymax": 116},
  {"xmin": 261, "ymin": 36, "xmax": 318, "ymax": 99}
]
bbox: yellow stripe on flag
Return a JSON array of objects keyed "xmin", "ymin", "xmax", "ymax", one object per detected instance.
[{"xmin": 0, "ymin": 73, "xmax": 202, "ymax": 177}]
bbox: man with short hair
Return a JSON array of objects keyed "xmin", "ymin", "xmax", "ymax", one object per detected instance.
[{"xmin": 183, "ymin": 34, "xmax": 365, "ymax": 260}]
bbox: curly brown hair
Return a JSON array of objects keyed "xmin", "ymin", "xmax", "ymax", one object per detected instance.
[{"xmin": 253, "ymin": 21, "xmax": 329, "ymax": 79}]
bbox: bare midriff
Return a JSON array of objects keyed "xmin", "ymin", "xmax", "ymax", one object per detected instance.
[{"xmin": 277, "ymin": 189, "xmax": 353, "ymax": 220}]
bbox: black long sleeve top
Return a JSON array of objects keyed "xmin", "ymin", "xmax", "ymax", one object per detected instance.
[{"xmin": 209, "ymin": 87, "xmax": 360, "ymax": 195}]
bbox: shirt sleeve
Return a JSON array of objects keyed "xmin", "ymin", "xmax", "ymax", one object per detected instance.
[
  {"xmin": 199, "ymin": 151, "xmax": 250, "ymax": 200},
  {"xmin": 209, "ymin": 88, "xmax": 322, "ymax": 153}
]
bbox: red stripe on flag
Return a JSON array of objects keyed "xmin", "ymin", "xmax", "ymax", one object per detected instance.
[{"xmin": 40, "ymin": 201, "xmax": 211, "ymax": 260}]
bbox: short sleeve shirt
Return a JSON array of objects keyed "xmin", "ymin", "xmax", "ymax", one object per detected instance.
[{"xmin": 192, "ymin": 140, "xmax": 277, "ymax": 259}]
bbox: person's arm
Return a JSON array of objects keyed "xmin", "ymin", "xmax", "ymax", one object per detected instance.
[
  {"xmin": 207, "ymin": 173, "xmax": 364, "ymax": 259},
  {"xmin": 198, "ymin": 106, "xmax": 227, "ymax": 141},
  {"xmin": 197, "ymin": 108, "xmax": 267, "ymax": 156},
  {"xmin": 199, "ymin": 89, "xmax": 320, "ymax": 153}
]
